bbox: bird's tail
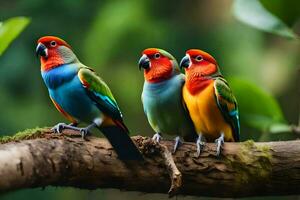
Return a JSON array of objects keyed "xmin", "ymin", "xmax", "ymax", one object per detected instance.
[{"xmin": 99, "ymin": 120, "xmax": 143, "ymax": 161}]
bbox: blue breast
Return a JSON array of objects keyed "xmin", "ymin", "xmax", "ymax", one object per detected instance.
[
  {"xmin": 42, "ymin": 64, "xmax": 101, "ymax": 123},
  {"xmin": 42, "ymin": 64, "xmax": 78, "ymax": 89}
]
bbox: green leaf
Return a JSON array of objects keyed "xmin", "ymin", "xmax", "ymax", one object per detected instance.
[
  {"xmin": 0, "ymin": 17, "xmax": 30, "ymax": 56},
  {"xmin": 233, "ymin": 0, "xmax": 298, "ymax": 39},
  {"xmin": 260, "ymin": 0, "xmax": 300, "ymax": 27},
  {"xmin": 228, "ymin": 77, "xmax": 286, "ymax": 131},
  {"xmin": 268, "ymin": 123, "xmax": 292, "ymax": 134}
]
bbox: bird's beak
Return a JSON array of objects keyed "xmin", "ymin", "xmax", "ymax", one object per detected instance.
[
  {"xmin": 36, "ymin": 43, "xmax": 48, "ymax": 58},
  {"xmin": 138, "ymin": 54, "xmax": 150, "ymax": 70},
  {"xmin": 180, "ymin": 55, "xmax": 190, "ymax": 69}
]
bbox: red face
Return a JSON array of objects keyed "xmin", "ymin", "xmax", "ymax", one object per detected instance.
[
  {"xmin": 36, "ymin": 36, "xmax": 71, "ymax": 71},
  {"xmin": 180, "ymin": 49, "xmax": 218, "ymax": 94},
  {"xmin": 181, "ymin": 49, "xmax": 218, "ymax": 77},
  {"xmin": 138, "ymin": 48, "xmax": 173, "ymax": 83}
]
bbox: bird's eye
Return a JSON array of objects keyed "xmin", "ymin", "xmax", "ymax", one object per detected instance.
[
  {"xmin": 195, "ymin": 55, "xmax": 203, "ymax": 62},
  {"xmin": 154, "ymin": 53, "xmax": 160, "ymax": 59},
  {"xmin": 50, "ymin": 41, "xmax": 57, "ymax": 47}
]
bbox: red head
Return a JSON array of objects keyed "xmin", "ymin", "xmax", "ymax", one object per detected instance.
[
  {"xmin": 180, "ymin": 49, "xmax": 220, "ymax": 94},
  {"xmin": 138, "ymin": 48, "xmax": 179, "ymax": 83},
  {"xmin": 36, "ymin": 36, "xmax": 76, "ymax": 71}
]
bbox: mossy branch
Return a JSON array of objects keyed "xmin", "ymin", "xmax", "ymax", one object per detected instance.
[{"xmin": 0, "ymin": 128, "xmax": 300, "ymax": 198}]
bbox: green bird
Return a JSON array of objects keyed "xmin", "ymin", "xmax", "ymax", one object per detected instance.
[{"xmin": 139, "ymin": 48, "xmax": 197, "ymax": 152}]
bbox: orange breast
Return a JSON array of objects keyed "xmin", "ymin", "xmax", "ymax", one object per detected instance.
[{"xmin": 183, "ymin": 81, "xmax": 234, "ymax": 142}]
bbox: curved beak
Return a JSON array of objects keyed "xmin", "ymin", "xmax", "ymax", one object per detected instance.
[
  {"xmin": 180, "ymin": 55, "xmax": 190, "ymax": 69},
  {"xmin": 36, "ymin": 43, "xmax": 48, "ymax": 58},
  {"xmin": 138, "ymin": 54, "xmax": 150, "ymax": 70}
]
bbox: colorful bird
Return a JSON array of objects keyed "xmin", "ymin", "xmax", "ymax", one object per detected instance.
[
  {"xmin": 180, "ymin": 49, "xmax": 240, "ymax": 157},
  {"xmin": 36, "ymin": 36, "xmax": 143, "ymax": 160},
  {"xmin": 139, "ymin": 48, "xmax": 197, "ymax": 152}
]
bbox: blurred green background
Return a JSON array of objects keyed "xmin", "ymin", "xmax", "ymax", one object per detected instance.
[{"xmin": 0, "ymin": 0, "xmax": 299, "ymax": 199}]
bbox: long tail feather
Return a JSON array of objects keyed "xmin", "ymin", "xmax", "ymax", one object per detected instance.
[
  {"xmin": 98, "ymin": 125, "xmax": 143, "ymax": 161},
  {"xmin": 113, "ymin": 119, "xmax": 129, "ymax": 133}
]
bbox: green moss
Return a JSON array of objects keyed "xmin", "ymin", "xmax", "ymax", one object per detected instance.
[
  {"xmin": 226, "ymin": 140, "xmax": 272, "ymax": 186},
  {"xmin": 243, "ymin": 139, "xmax": 255, "ymax": 148},
  {"xmin": 0, "ymin": 127, "xmax": 48, "ymax": 144}
]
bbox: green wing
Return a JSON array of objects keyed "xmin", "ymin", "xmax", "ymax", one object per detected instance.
[
  {"xmin": 214, "ymin": 77, "xmax": 240, "ymax": 141},
  {"xmin": 78, "ymin": 66, "xmax": 123, "ymax": 121}
]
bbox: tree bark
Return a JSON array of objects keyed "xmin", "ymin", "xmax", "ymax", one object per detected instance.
[{"xmin": 0, "ymin": 128, "xmax": 299, "ymax": 198}]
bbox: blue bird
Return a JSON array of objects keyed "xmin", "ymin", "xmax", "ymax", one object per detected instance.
[{"xmin": 36, "ymin": 36, "xmax": 143, "ymax": 160}]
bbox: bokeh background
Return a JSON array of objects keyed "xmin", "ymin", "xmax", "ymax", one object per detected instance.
[{"xmin": 0, "ymin": 0, "xmax": 299, "ymax": 199}]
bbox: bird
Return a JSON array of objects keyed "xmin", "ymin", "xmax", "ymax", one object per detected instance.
[
  {"xmin": 36, "ymin": 36, "xmax": 143, "ymax": 160},
  {"xmin": 139, "ymin": 48, "xmax": 197, "ymax": 152},
  {"xmin": 180, "ymin": 49, "xmax": 240, "ymax": 157}
]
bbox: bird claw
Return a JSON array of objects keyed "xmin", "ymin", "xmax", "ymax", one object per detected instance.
[
  {"xmin": 196, "ymin": 134, "xmax": 206, "ymax": 157},
  {"xmin": 51, "ymin": 123, "xmax": 67, "ymax": 134},
  {"xmin": 79, "ymin": 123, "xmax": 96, "ymax": 139},
  {"xmin": 152, "ymin": 133, "xmax": 162, "ymax": 143},
  {"xmin": 173, "ymin": 136, "xmax": 182, "ymax": 154},
  {"xmin": 51, "ymin": 122, "xmax": 81, "ymax": 134},
  {"xmin": 80, "ymin": 128, "xmax": 90, "ymax": 139},
  {"xmin": 215, "ymin": 133, "xmax": 225, "ymax": 157}
]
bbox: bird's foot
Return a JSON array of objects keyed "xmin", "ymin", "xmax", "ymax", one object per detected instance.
[
  {"xmin": 80, "ymin": 123, "xmax": 96, "ymax": 140},
  {"xmin": 79, "ymin": 128, "xmax": 90, "ymax": 140},
  {"xmin": 173, "ymin": 136, "xmax": 182, "ymax": 154},
  {"xmin": 196, "ymin": 134, "xmax": 206, "ymax": 157},
  {"xmin": 51, "ymin": 123, "xmax": 66, "ymax": 133},
  {"xmin": 152, "ymin": 133, "xmax": 162, "ymax": 143},
  {"xmin": 51, "ymin": 122, "xmax": 80, "ymax": 134},
  {"xmin": 215, "ymin": 133, "xmax": 225, "ymax": 157}
]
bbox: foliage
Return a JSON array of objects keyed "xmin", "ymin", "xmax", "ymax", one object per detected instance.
[
  {"xmin": 229, "ymin": 77, "xmax": 286, "ymax": 131},
  {"xmin": 233, "ymin": 0, "xmax": 298, "ymax": 39},
  {"xmin": 260, "ymin": 0, "xmax": 300, "ymax": 27},
  {"xmin": 0, "ymin": 17, "xmax": 30, "ymax": 55}
]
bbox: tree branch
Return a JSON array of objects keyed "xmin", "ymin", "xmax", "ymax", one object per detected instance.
[{"xmin": 0, "ymin": 128, "xmax": 300, "ymax": 198}]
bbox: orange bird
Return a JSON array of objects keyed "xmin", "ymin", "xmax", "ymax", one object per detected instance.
[{"xmin": 180, "ymin": 49, "xmax": 240, "ymax": 157}]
